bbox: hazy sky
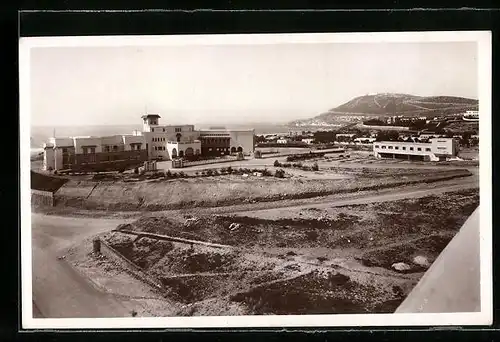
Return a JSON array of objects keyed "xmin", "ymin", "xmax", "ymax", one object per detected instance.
[{"xmin": 30, "ymin": 41, "xmax": 478, "ymax": 127}]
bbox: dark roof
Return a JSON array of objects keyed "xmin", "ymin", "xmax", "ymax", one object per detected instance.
[
  {"xmin": 31, "ymin": 171, "xmax": 68, "ymax": 192},
  {"xmin": 141, "ymin": 114, "xmax": 161, "ymax": 119}
]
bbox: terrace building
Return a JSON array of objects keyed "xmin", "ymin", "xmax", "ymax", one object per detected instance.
[
  {"xmin": 43, "ymin": 113, "xmax": 255, "ymax": 172},
  {"xmin": 373, "ymin": 138, "xmax": 459, "ymax": 162}
]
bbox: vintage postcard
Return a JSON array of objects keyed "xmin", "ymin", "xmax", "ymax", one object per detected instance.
[{"xmin": 20, "ymin": 31, "xmax": 492, "ymax": 329}]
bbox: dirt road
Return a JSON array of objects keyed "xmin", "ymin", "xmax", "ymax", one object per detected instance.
[
  {"xmin": 31, "ymin": 214, "xmax": 134, "ymax": 318},
  {"xmin": 233, "ymin": 175, "xmax": 478, "ymax": 218}
]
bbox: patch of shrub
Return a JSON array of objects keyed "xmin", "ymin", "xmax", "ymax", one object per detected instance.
[
  {"xmin": 305, "ymin": 230, "xmax": 319, "ymax": 241},
  {"xmin": 166, "ymin": 170, "xmax": 172, "ymax": 178},
  {"xmin": 312, "ymin": 162, "xmax": 319, "ymax": 171},
  {"xmin": 206, "ymin": 169, "xmax": 213, "ymax": 176},
  {"xmin": 274, "ymin": 160, "xmax": 281, "ymax": 167},
  {"xmin": 274, "ymin": 169, "xmax": 285, "ymax": 178}
]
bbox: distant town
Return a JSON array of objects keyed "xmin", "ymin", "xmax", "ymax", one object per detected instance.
[{"xmin": 256, "ymin": 109, "xmax": 479, "ymax": 153}]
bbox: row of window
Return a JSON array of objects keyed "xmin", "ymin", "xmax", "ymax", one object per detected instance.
[
  {"xmin": 154, "ymin": 146, "xmax": 166, "ymax": 151},
  {"xmin": 202, "ymin": 134, "xmax": 230, "ymax": 137},
  {"xmin": 79, "ymin": 154, "xmax": 142, "ymax": 164},
  {"xmin": 202, "ymin": 137, "xmax": 230, "ymax": 144},
  {"xmin": 375, "ymin": 145, "xmax": 431, "ymax": 152},
  {"xmin": 102, "ymin": 145, "xmax": 120, "ymax": 153},
  {"xmin": 151, "ymin": 127, "xmax": 187, "ymax": 133},
  {"xmin": 82, "ymin": 147, "xmax": 96, "ymax": 154},
  {"xmin": 83, "ymin": 145, "xmax": 141, "ymax": 153},
  {"xmin": 207, "ymin": 147, "xmax": 230, "ymax": 152},
  {"xmin": 153, "ymin": 137, "xmax": 166, "ymax": 142}
]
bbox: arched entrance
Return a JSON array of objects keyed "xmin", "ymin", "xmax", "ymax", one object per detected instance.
[
  {"xmin": 230, "ymin": 147, "xmax": 236, "ymax": 154},
  {"xmin": 171, "ymin": 148, "xmax": 177, "ymax": 158},
  {"xmin": 185, "ymin": 147, "xmax": 194, "ymax": 157},
  {"xmin": 179, "ymin": 150, "xmax": 184, "ymax": 158},
  {"xmin": 237, "ymin": 146, "xmax": 243, "ymax": 153}
]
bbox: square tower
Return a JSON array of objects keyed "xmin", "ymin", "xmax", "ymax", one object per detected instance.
[{"xmin": 142, "ymin": 114, "xmax": 161, "ymax": 132}]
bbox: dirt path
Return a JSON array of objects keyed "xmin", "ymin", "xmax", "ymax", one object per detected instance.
[
  {"xmin": 232, "ymin": 177, "xmax": 478, "ymax": 218},
  {"xmin": 31, "ymin": 214, "xmax": 136, "ymax": 318}
]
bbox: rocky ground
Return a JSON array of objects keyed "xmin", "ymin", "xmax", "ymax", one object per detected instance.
[{"xmin": 79, "ymin": 188, "xmax": 479, "ymax": 316}]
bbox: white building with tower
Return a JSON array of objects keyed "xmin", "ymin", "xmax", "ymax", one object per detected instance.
[{"xmin": 42, "ymin": 113, "xmax": 255, "ymax": 171}]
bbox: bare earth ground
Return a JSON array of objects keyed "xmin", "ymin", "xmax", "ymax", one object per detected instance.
[
  {"xmin": 31, "ymin": 153, "xmax": 480, "ymax": 317},
  {"xmin": 84, "ymin": 187, "xmax": 477, "ymax": 316},
  {"xmin": 53, "ymin": 166, "xmax": 472, "ymax": 212}
]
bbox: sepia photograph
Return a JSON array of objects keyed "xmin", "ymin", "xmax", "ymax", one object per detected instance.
[{"xmin": 20, "ymin": 31, "xmax": 492, "ymax": 329}]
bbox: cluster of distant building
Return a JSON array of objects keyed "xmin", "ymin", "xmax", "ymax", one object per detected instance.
[{"xmin": 260, "ymin": 130, "xmax": 478, "ymax": 147}]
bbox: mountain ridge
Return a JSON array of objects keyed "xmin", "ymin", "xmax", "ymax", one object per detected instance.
[{"xmin": 289, "ymin": 93, "xmax": 478, "ymax": 127}]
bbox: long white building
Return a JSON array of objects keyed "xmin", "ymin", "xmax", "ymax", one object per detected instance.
[{"xmin": 373, "ymin": 138, "xmax": 459, "ymax": 162}]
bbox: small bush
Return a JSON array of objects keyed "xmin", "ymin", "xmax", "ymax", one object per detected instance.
[
  {"xmin": 227, "ymin": 166, "xmax": 233, "ymax": 174},
  {"xmin": 312, "ymin": 162, "xmax": 319, "ymax": 171},
  {"xmin": 206, "ymin": 169, "xmax": 214, "ymax": 176},
  {"xmin": 274, "ymin": 169, "xmax": 285, "ymax": 178},
  {"xmin": 166, "ymin": 170, "xmax": 172, "ymax": 178},
  {"xmin": 178, "ymin": 171, "xmax": 186, "ymax": 178},
  {"xmin": 305, "ymin": 230, "xmax": 319, "ymax": 241},
  {"xmin": 283, "ymin": 163, "xmax": 291, "ymax": 168},
  {"xmin": 194, "ymin": 171, "xmax": 199, "ymax": 176},
  {"xmin": 274, "ymin": 160, "xmax": 281, "ymax": 167},
  {"xmin": 212, "ymin": 170, "xmax": 220, "ymax": 176},
  {"xmin": 262, "ymin": 168, "xmax": 272, "ymax": 177}
]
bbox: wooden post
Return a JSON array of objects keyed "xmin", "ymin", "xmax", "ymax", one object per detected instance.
[{"xmin": 93, "ymin": 237, "xmax": 101, "ymax": 254}]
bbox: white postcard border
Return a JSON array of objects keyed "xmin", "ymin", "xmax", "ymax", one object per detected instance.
[{"xmin": 20, "ymin": 30, "xmax": 493, "ymax": 329}]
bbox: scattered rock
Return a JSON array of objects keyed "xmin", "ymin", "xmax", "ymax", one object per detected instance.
[
  {"xmin": 229, "ymin": 223, "xmax": 241, "ymax": 231},
  {"xmin": 242, "ymin": 174, "xmax": 249, "ymax": 178},
  {"xmin": 413, "ymin": 255, "xmax": 431, "ymax": 267},
  {"xmin": 184, "ymin": 217, "xmax": 199, "ymax": 226},
  {"xmin": 317, "ymin": 256, "xmax": 328, "ymax": 263},
  {"xmin": 116, "ymin": 223, "xmax": 132, "ymax": 231},
  {"xmin": 391, "ymin": 262, "xmax": 411, "ymax": 272}
]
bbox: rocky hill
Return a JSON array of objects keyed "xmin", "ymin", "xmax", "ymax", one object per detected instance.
[{"xmin": 289, "ymin": 93, "xmax": 478, "ymax": 127}]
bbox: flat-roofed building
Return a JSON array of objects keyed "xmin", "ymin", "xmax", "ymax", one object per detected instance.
[
  {"xmin": 43, "ymin": 134, "xmax": 147, "ymax": 172},
  {"xmin": 42, "ymin": 113, "xmax": 255, "ymax": 171},
  {"xmin": 373, "ymin": 138, "xmax": 458, "ymax": 161}
]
